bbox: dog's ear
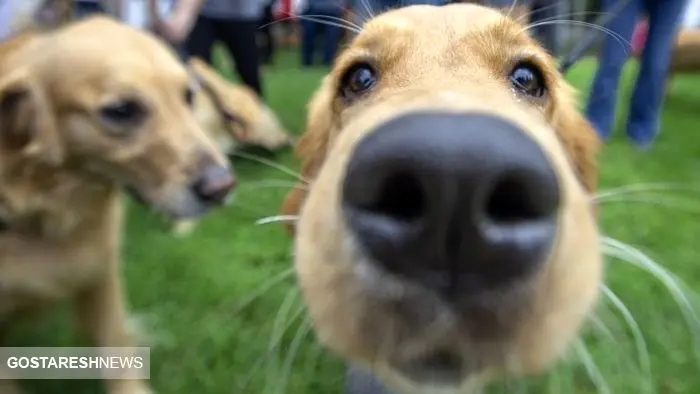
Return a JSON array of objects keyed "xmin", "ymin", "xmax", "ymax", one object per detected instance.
[
  {"xmin": 280, "ymin": 77, "xmax": 336, "ymax": 236},
  {"xmin": 0, "ymin": 69, "xmax": 63, "ymax": 164}
]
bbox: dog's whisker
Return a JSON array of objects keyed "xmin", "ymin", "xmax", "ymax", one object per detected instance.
[
  {"xmin": 587, "ymin": 312, "xmax": 617, "ymax": 342},
  {"xmin": 573, "ymin": 339, "xmax": 612, "ymax": 394},
  {"xmin": 233, "ymin": 151, "xmax": 308, "ymax": 183},
  {"xmin": 595, "ymin": 182, "xmax": 700, "ymax": 200},
  {"xmin": 596, "ymin": 194, "xmax": 700, "ymax": 214},
  {"xmin": 522, "ymin": 20, "xmax": 630, "ymax": 55},
  {"xmin": 517, "ymin": 10, "xmax": 612, "ymax": 26},
  {"xmin": 233, "ymin": 268, "xmax": 295, "ymax": 313},
  {"xmin": 293, "ymin": 15, "xmax": 363, "ymax": 34},
  {"xmin": 360, "ymin": 0, "xmax": 375, "ymax": 22},
  {"xmin": 600, "ymin": 285, "xmax": 653, "ymax": 391},
  {"xmin": 302, "ymin": 14, "xmax": 364, "ymax": 32},
  {"xmin": 237, "ymin": 180, "xmax": 306, "ymax": 191},
  {"xmin": 602, "ymin": 237, "xmax": 700, "ymax": 364},
  {"xmin": 239, "ymin": 302, "xmax": 306, "ymax": 392},
  {"xmin": 505, "ymin": 0, "xmax": 520, "ymax": 21},
  {"xmin": 264, "ymin": 289, "xmax": 305, "ymax": 392},
  {"xmin": 255, "ymin": 215, "xmax": 299, "ymax": 225},
  {"xmin": 275, "ymin": 317, "xmax": 314, "ymax": 394}
]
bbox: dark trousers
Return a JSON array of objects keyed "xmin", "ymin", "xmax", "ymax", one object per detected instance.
[
  {"xmin": 300, "ymin": 7, "xmax": 343, "ymax": 66},
  {"xmin": 74, "ymin": 1, "xmax": 104, "ymax": 18},
  {"xmin": 186, "ymin": 16, "xmax": 264, "ymax": 98},
  {"xmin": 258, "ymin": 4, "xmax": 276, "ymax": 65},
  {"xmin": 585, "ymin": 0, "xmax": 687, "ymax": 144}
]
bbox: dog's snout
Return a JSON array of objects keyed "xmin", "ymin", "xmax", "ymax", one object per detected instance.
[
  {"xmin": 342, "ymin": 112, "xmax": 560, "ymax": 296},
  {"xmin": 192, "ymin": 164, "xmax": 236, "ymax": 205}
]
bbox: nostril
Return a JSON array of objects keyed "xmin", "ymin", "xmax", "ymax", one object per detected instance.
[
  {"xmin": 485, "ymin": 173, "xmax": 553, "ymax": 224},
  {"xmin": 193, "ymin": 166, "xmax": 236, "ymax": 205},
  {"xmin": 364, "ymin": 172, "xmax": 425, "ymax": 222}
]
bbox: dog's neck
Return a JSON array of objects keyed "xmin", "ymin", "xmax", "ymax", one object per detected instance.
[{"xmin": 0, "ymin": 154, "xmax": 121, "ymax": 240}]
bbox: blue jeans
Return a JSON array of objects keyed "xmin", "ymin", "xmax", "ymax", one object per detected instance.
[
  {"xmin": 74, "ymin": 1, "xmax": 104, "ymax": 18},
  {"xmin": 300, "ymin": 7, "xmax": 343, "ymax": 66},
  {"xmin": 585, "ymin": 0, "xmax": 687, "ymax": 144},
  {"xmin": 346, "ymin": 365, "xmax": 392, "ymax": 394}
]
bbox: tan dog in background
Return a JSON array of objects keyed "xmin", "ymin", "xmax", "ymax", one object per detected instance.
[
  {"xmin": 0, "ymin": 16, "xmax": 234, "ymax": 394},
  {"xmin": 167, "ymin": 57, "xmax": 293, "ymax": 236},
  {"xmin": 670, "ymin": 28, "xmax": 700, "ymax": 76},
  {"xmin": 281, "ymin": 4, "xmax": 602, "ymax": 394}
]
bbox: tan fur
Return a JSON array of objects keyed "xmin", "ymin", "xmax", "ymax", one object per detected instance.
[
  {"xmin": 281, "ymin": 5, "xmax": 602, "ymax": 393},
  {"xmin": 0, "ymin": 17, "xmax": 232, "ymax": 394},
  {"xmin": 166, "ymin": 57, "xmax": 293, "ymax": 237},
  {"xmin": 669, "ymin": 28, "xmax": 700, "ymax": 74}
]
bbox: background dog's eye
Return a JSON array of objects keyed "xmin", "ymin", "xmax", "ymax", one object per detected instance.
[
  {"xmin": 509, "ymin": 62, "xmax": 546, "ymax": 98},
  {"xmin": 341, "ymin": 63, "xmax": 377, "ymax": 101},
  {"xmin": 99, "ymin": 100, "xmax": 146, "ymax": 126}
]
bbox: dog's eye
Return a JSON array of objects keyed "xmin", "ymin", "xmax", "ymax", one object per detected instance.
[
  {"xmin": 509, "ymin": 62, "xmax": 546, "ymax": 98},
  {"xmin": 340, "ymin": 63, "xmax": 377, "ymax": 101},
  {"xmin": 99, "ymin": 100, "xmax": 146, "ymax": 126},
  {"xmin": 185, "ymin": 87, "xmax": 194, "ymax": 107}
]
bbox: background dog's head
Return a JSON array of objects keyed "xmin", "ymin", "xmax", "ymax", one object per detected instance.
[
  {"xmin": 281, "ymin": 4, "xmax": 601, "ymax": 393},
  {"xmin": 0, "ymin": 17, "xmax": 235, "ymax": 219},
  {"xmin": 188, "ymin": 57, "xmax": 294, "ymax": 152}
]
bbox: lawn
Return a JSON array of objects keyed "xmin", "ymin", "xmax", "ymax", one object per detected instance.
[{"xmin": 8, "ymin": 48, "xmax": 700, "ymax": 394}]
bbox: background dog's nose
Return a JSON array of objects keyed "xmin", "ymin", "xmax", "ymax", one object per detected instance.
[
  {"xmin": 192, "ymin": 164, "xmax": 236, "ymax": 205},
  {"xmin": 342, "ymin": 112, "xmax": 560, "ymax": 296}
]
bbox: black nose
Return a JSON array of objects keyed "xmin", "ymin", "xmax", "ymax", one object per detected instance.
[
  {"xmin": 342, "ymin": 112, "xmax": 560, "ymax": 297},
  {"xmin": 192, "ymin": 164, "xmax": 236, "ymax": 205}
]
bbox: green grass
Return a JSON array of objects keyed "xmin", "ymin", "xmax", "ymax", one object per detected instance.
[{"xmin": 8, "ymin": 49, "xmax": 700, "ymax": 394}]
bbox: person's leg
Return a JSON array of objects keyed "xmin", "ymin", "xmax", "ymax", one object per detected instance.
[
  {"xmin": 185, "ymin": 15, "xmax": 217, "ymax": 64},
  {"xmin": 584, "ymin": 0, "xmax": 642, "ymax": 140},
  {"xmin": 346, "ymin": 365, "xmax": 393, "ymax": 394},
  {"xmin": 221, "ymin": 19, "xmax": 264, "ymax": 97},
  {"xmin": 530, "ymin": 0, "xmax": 565, "ymax": 55},
  {"xmin": 300, "ymin": 11, "xmax": 319, "ymax": 66},
  {"xmin": 322, "ymin": 10, "xmax": 344, "ymax": 65},
  {"xmin": 259, "ymin": 4, "xmax": 275, "ymax": 65},
  {"xmin": 74, "ymin": 1, "xmax": 105, "ymax": 19},
  {"xmin": 626, "ymin": 0, "xmax": 686, "ymax": 147}
]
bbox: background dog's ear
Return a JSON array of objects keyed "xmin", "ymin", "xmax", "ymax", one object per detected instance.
[
  {"xmin": 280, "ymin": 77, "xmax": 335, "ymax": 236},
  {"xmin": 0, "ymin": 69, "xmax": 63, "ymax": 164}
]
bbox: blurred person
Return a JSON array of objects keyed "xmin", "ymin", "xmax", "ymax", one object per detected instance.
[
  {"xmin": 0, "ymin": 0, "xmax": 16, "ymax": 41},
  {"xmin": 483, "ymin": 0, "xmax": 564, "ymax": 55},
  {"xmin": 299, "ymin": 0, "xmax": 346, "ymax": 66},
  {"xmin": 585, "ymin": 0, "xmax": 687, "ymax": 148},
  {"xmin": 74, "ymin": 0, "xmax": 104, "ymax": 17},
  {"xmin": 259, "ymin": 0, "xmax": 277, "ymax": 66},
  {"xmin": 152, "ymin": 0, "xmax": 265, "ymax": 98}
]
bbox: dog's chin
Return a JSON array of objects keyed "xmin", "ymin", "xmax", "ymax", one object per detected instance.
[
  {"xmin": 378, "ymin": 363, "xmax": 489, "ymax": 394},
  {"xmin": 125, "ymin": 186, "xmax": 219, "ymax": 219}
]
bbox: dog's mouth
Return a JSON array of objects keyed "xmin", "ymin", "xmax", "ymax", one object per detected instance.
[{"xmin": 395, "ymin": 350, "xmax": 466, "ymax": 387}]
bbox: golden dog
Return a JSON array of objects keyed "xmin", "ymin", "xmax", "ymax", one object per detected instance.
[
  {"xmin": 0, "ymin": 16, "xmax": 234, "ymax": 394},
  {"xmin": 166, "ymin": 57, "xmax": 293, "ymax": 236},
  {"xmin": 281, "ymin": 4, "xmax": 602, "ymax": 393}
]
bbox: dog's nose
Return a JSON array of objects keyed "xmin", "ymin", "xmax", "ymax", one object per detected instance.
[
  {"xmin": 192, "ymin": 164, "xmax": 236, "ymax": 205},
  {"xmin": 342, "ymin": 112, "xmax": 560, "ymax": 296}
]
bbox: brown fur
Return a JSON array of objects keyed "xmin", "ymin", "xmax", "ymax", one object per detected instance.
[
  {"xmin": 281, "ymin": 4, "xmax": 602, "ymax": 393},
  {"xmin": 669, "ymin": 28, "xmax": 700, "ymax": 74},
  {"xmin": 168, "ymin": 57, "xmax": 294, "ymax": 236},
  {"xmin": 0, "ymin": 16, "xmax": 233, "ymax": 394}
]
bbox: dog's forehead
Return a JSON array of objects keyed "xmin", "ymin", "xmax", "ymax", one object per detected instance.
[
  {"xmin": 354, "ymin": 4, "xmax": 529, "ymax": 68},
  {"xmin": 362, "ymin": 4, "xmax": 509, "ymax": 40},
  {"xmin": 40, "ymin": 17, "xmax": 187, "ymax": 81}
]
